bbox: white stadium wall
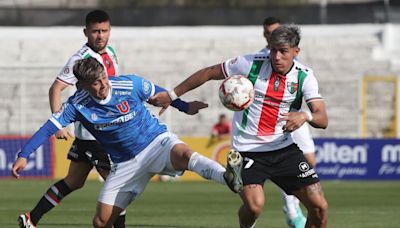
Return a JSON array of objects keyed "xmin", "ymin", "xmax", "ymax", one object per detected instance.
[{"xmin": 0, "ymin": 24, "xmax": 398, "ymax": 137}]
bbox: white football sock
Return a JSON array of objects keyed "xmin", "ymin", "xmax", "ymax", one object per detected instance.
[
  {"xmin": 188, "ymin": 152, "xmax": 226, "ymax": 184},
  {"xmin": 281, "ymin": 190, "xmax": 299, "ymax": 219}
]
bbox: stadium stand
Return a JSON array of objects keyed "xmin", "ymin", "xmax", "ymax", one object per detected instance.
[{"xmin": 0, "ymin": 24, "xmax": 398, "ymax": 138}]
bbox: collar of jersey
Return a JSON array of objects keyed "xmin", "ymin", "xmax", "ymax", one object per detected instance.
[{"xmin": 91, "ymin": 84, "xmax": 112, "ymax": 105}]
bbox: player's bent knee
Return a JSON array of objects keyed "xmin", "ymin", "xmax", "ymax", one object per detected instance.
[
  {"xmin": 93, "ymin": 215, "xmax": 109, "ymax": 228},
  {"xmin": 170, "ymin": 143, "xmax": 193, "ymax": 170}
]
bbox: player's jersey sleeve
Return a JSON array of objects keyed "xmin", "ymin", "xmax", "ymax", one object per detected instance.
[
  {"xmin": 57, "ymin": 54, "xmax": 81, "ymax": 85},
  {"xmin": 130, "ymin": 75, "xmax": 156, "ymax": 101},
  {"xmin": 49, "ymin": 101, "xmax": 79, "ymax": 128},
  {"xmin": 17, "ymin": 120, "xmax": 60, "ymax": 159},
  {"xmin": 18, "ymin": 99, "xmax": 78, "ymax": 159},
  {"xmin": 302, "ymin": 70, "xmax": 323, "ymax": 103},
  {"xmin": 222, "ymin": 54, "xmax": 254, "ymax": 78}
]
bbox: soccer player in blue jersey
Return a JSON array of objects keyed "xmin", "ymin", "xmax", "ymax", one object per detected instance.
[
  {"xmin": 18, "ymin": 10, "xmax": 208, "ymax": 228},
  {"xmin": 12, "ymin": 58, "xmax": 243, "ymax": 228}
]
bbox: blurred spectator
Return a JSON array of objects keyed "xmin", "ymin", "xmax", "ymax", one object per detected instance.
[{"xmin": 207, "ymin": 114, "xmax": 231, "ymax": 147}]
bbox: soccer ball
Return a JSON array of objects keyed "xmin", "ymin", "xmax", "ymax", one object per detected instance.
[{"xmin": 219, "ymin": 75, "xmax": 255, "ymax": 111}]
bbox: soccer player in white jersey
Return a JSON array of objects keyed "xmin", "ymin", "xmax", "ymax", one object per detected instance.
[
  {"xmin": 12, "ymin": 58, "xmax": 243, "ymax": 228},
  {"xmin": 149, "ymin": 24, "xmax": 328, "ymax": 228},
  {"xmin": 262, "ymin": 16, "xmax": 318, "ymax": 228}
]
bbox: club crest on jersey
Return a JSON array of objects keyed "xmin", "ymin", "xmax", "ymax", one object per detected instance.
[
  {"xmin": 287, "ymin": 81, "xmax": 298, "ymax": 94},
  {"xmin": 116, "ymin": 101, "xmax": 130, "ymax": 114}
]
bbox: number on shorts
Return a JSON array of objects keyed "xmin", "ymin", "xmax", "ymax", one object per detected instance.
[{"xmin": 244, "ymin": 157, "xmax": 254, "ymax": 169}]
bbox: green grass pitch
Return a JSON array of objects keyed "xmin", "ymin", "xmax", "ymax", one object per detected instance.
[{"xmin": 1, "ymin": 180, "xmax": 400, "ymax": 227}]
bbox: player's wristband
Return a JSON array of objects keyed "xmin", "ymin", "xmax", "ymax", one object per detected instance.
[
  {"xmin": 168, "ymin": 89, "xmax": 179, "ymax": 101},
  {"xmin": 304, "ymin": 111, "xmax": 313, "ymax": 122}
]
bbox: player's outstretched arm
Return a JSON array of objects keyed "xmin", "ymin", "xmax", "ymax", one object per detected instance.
[
  {"xmin": 150, "ymin": 85, "xmax": 209, "ymax": 115},
  {"xmin": 174, "ymin": 64, "xmax": 225, "ymax": 97},
  {"xmin": 49, "ymin": 80, "xmax": 73, "ymax": 140},
  {"xmin": 149, "ymin": 64, "xmax": 224, "ymax": 109},
  {"xmin": 11, "ymin": 120, "xmax": 60, "ymax": 178}
]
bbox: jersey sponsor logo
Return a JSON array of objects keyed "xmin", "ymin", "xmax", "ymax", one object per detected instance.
[
  {"xmin": 94, "ymin": 112, "xmax": 134, "ymax": 130},
  {"xmin": 142, "ymin": 80, "xmax": 151, "ymax": 95},
  {"xmin": 273, "ymin": 76, "xmax": 281, "ymax": 91},
  {"xmin": 297, "ymin": 167, "xmax": 317, "ymax": 178},
  {"xmin": 160, "ymin": 137, "xmax": 171, "ymax": 146},
  {"xmin": 299, "ymin": 162, "xmax": 310, "ymax": 172},
  {"xmin": 116, "ymin": 101, "xmax": 130, "ymax": 114},
  {"xmin": 287, "ymin": 81, "xmax": 298, "ymax": 94},
  {"xmin": 115, "ymin": 90, "xmax": 131, "ymax": 96}
]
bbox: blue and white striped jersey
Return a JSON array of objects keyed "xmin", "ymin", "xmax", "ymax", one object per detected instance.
[{"xmin": 50, "ymin": 75, "xmax": 167, "ymax": 163}]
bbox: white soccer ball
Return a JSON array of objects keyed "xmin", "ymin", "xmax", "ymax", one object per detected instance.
[{"xmin": 219, "ymin": 75, "xmax": 255, "ymax": 111}]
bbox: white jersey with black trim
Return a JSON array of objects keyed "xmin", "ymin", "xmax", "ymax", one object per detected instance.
[
  {"xmin": 222, "ymin": 52, "xmax": 323, "ymax": 152},
  {"xmin": 56, "ymin": 43, "xmax": 119, "ymax": 140}
]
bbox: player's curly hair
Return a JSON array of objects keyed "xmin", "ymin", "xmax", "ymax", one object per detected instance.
[
  {"xmin": 73, "ymin": 58, "xmax": 104, "ymax": 84},
  {"xmin": 269, "ymin": 24, "xmax": 301, "ymax": 48}
]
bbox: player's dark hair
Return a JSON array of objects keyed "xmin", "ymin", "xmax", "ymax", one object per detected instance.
[
  {"xmin": 263, "ymin": 17, "xmax": 280, "ymax": 26},
  {"xmin": 73, "ymin": 58, "xmax": 104, "ymax": 84},
  {"xmin": 269, "ymin": 24, "xmax": 301, "ymax": 48},
  {"xmin": 85, "ymin": 9, "xmax": 110, "ymax": 27}
]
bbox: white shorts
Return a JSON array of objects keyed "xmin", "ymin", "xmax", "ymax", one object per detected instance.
[
  {"xmin": 291, "ymin": 123, "xmax": 315, "ymax": 154},
  {"xmin": 98, "ymin": 132, "xmax": 184, "ymax": 209}
]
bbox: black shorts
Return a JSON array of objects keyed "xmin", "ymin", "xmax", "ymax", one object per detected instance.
[
  {"xmin": 240, "ymin": 143, "xmax": 319, "ymax": 194},
  {"xmin": 67, "ymin": 138, "xmax": 111, "ymax": 170}
]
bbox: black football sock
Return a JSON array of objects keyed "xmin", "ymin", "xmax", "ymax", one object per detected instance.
[
  {"xmin": 113, "ymin": 213, "xmax": 126, "ymax": 228},
  {"xmin": 30, "ymin": 179, "xmax": 72, "ymax": 225}
]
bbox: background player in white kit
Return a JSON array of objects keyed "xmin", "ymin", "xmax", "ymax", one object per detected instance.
[
  {"xmin": 150, "ymin": 24, "xmax": 328, "ymax": 228},
  {"xmin": 262, "ymin": 16, "xmax": 318, "ymax": 228},
  {"xmin": 12, "ymin": 58, "xmax": 243, "ymax": 227}
]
